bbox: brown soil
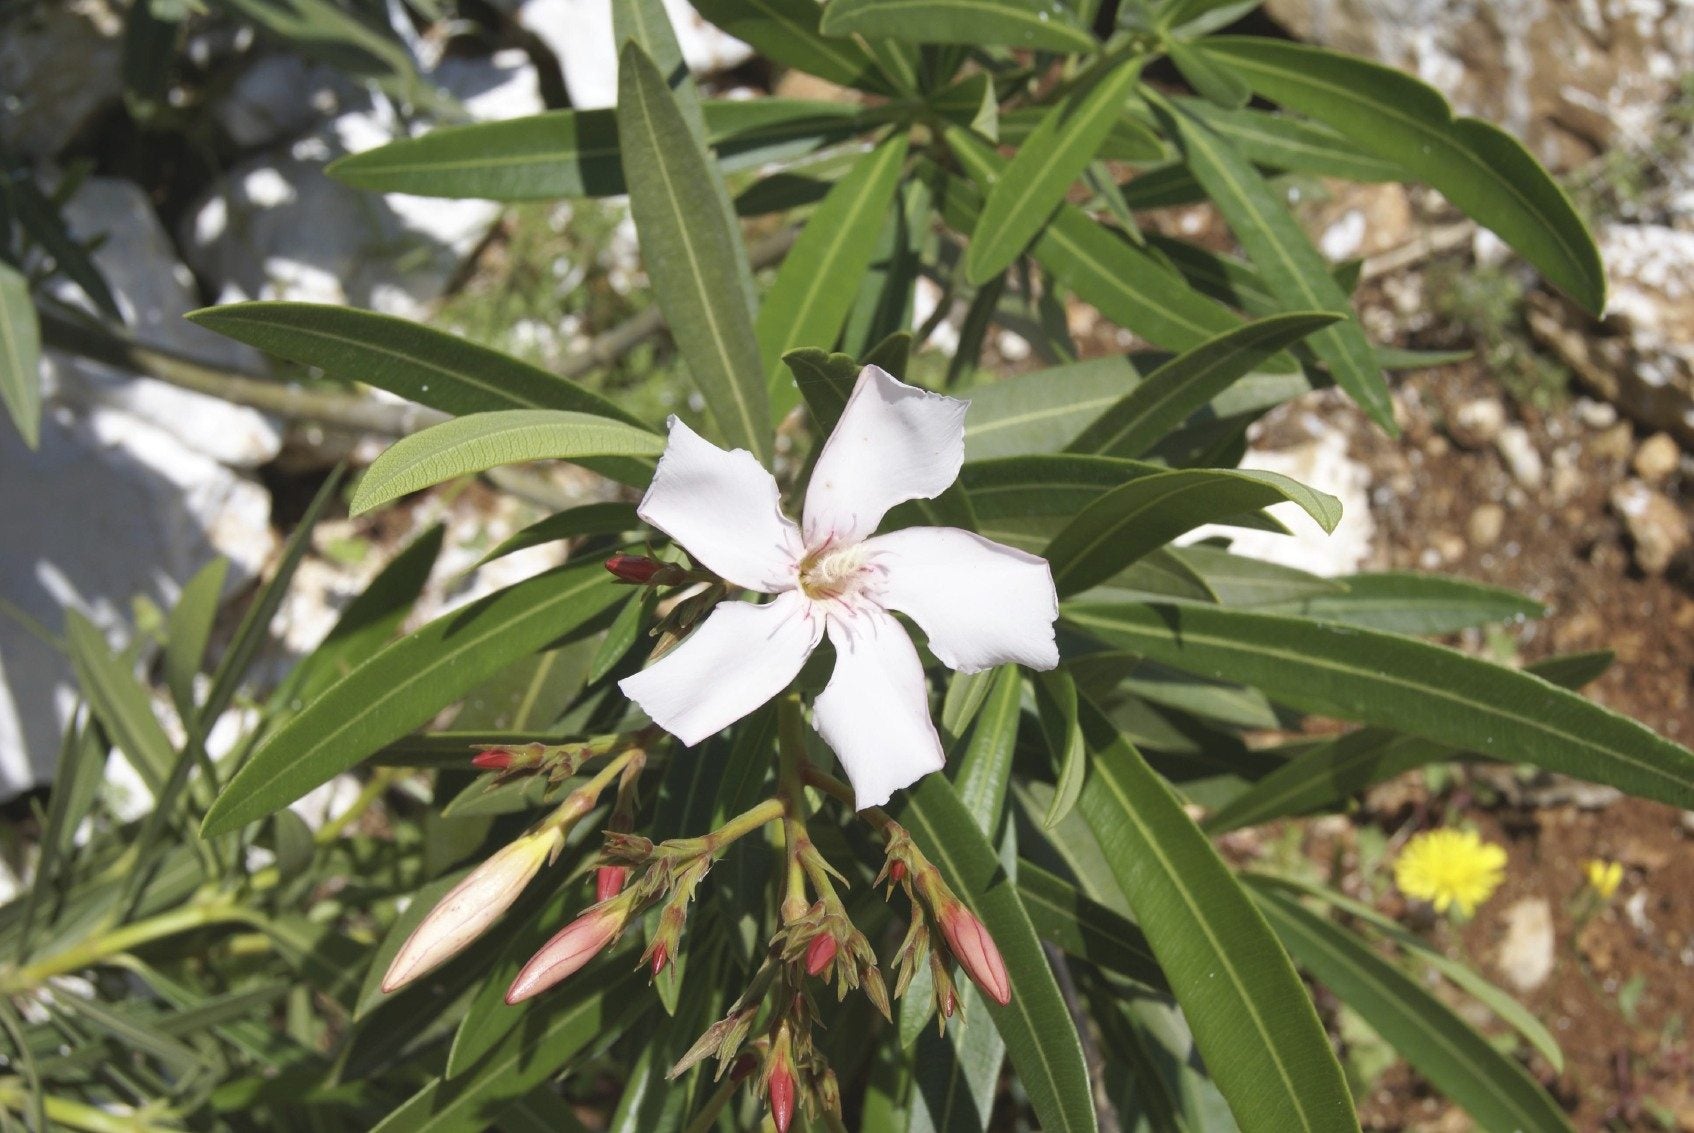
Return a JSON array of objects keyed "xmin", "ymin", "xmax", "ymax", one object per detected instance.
[{"xmin": 1252, "ymin": 344, "xmax": 1694, "ymax": 1129}]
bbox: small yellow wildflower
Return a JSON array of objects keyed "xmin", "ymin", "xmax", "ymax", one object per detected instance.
[
  {"xmin": 1394, "ymin": 828, "xmax": 1507, "ymax": 917},
  {"xmin": 1583, "ymin": 858, "xmax": 1624, "ymax": 900}
]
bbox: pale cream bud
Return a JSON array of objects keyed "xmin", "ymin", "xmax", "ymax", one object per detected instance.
[{"xmin": 381, "ymin": 829, "xmax": 559, "ymax": 993}]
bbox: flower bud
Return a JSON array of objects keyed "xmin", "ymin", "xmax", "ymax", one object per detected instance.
[
  {"xmin": 938, "ymin": 904, "xmax": 1011, "ymax": 1006},
  {"xmin": 604, "ymin": 554, "xmax": 686, "ymax": 586},
  {"xmin": 506, "ymin": 898, "xmax": 629, "ymax": 1003},
  {"xmin": 650, "ymin": 943, "xmax": 669, "ymax": 976},
  {"xmin": 382, "ymin": 829, "xmax": 559, "ymax": 993},
  {"xmin": 596, "ymin": 865, "xmax": 628, "ymax": 902},
  {"xmin": 889, "ymin": 861, "xmax": 907, "ymax": 883},
  {"xmin": 729, "ymin": 1052, "xmax": 758, "ymax": 1082},
  {"xmin": 472, "ymin": 749, "xmax": 513, "ymax": 771},
  {"xmin": 804, "ymin": 934, "xmax": 838, "ymax": 977},
  {"xmin": 767, "ymin": 1057, "xmax": 796, "ymax": 1133}
]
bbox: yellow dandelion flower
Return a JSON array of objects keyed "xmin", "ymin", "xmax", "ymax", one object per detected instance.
[
  {"xmin": 1583, "ymin": 859, "xmax": 1623, "ymax": 900},
  {"xmin": 1394, "ymin": 828, "xmax": 1507, "ymax": 917}
]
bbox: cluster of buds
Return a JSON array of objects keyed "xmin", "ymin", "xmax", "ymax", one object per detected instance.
[
  {"xmin": 878, "ymin": 823, "xmax": 1012, "ymax": 1017},
  {"xmin": 380, "ymin": 741, "xmax": 650, "ymax": 995},
  {"xmin": 604, "ymin": 553, "xmax": 736, "ymax": 663},
  {"xmin": 470, "ymin": 730, "xmax": 643, "ymax": 787}
]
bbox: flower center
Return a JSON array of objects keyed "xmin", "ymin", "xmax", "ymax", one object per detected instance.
[{"xmin": 797, "ymin": 543, "xmax": 868, "ymax": 602}]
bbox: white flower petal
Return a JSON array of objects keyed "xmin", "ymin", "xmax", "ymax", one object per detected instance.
[
  {"xmin": 620, "ymin": 592, "xmax": 821, "ymax": 745},
  {"xmin": 803, "ymin": 366, "xmax": 968, "ymax": 548},
  {"xmin": 812, "ymin": 606, "xmax": 945, "ymax": 810},
  {"xmin": 638, "ymin": 416, "xmax": 802, "ymax": 592},
  {"xmin": 864, "ymin": 527, "xmax": 1060, "ymax": 673}
]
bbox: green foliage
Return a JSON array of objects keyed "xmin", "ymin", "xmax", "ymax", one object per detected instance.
[{"xmin": 3, "ymin": 2, "xmax": 1670, "ymax": 1132}]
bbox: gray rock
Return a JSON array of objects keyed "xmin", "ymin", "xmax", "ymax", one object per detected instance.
[
  {"xmin": 182, "ymin": 49, "xmax": 543, "ymax": 320},
  {"xmin": 1495, "ymin": 897, "xmax": 1555, "ymax": 993},
  {"xmin": 0, "ymin": 176, "xmax": 283, "ymax": 799},
  {"xmin": 1495, "ymin": 423, "xmax": 1546, "ymax": 490},
  {"xmin": 520, "ymin": 0, "xmax": 752, "ymax": 109},
  {"xmin": 1449, "ymin": 397, "xmax": 1505, "ymax": 448},
  {"xmin": 0, "ymin": 0, "xmax": 123, "ymax": 159},
  {"xmin": 1610, "ymin": 479, "xmax": 1690, "ymax": 576},
  {"xmin": 1631, "ymin": 431, "xmax": 1681, "ymax": 485},
  {"xmin": 1467, "ymin": 502, "xmax": 1505, "ymax": 548},
  {"xmin": 47, "ymin": 177, "xmax": 282, "ymax": 469}
]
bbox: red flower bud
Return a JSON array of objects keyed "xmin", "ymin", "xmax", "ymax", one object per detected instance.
[
  {"xmin": 650, "ymin": 943, "xmax": 669, "ymax": 977},
  {"xmin": 889, "ymin": 861, "xmax": 907, "ymax": 883},
  {"xmin": 595, "ymin": 865, "xmax": 628, "ymax": 902},
  {"xmin": 506, "ymin": 901, "xmax": 626, "ymax": 1003},
  {"xmin": 805, "ymin": 934, "xmax": 838, "ymax": 976},
  {"xmin": 939, "ymin": 904, "xmax": 1011, "ymax": 1006},
  {"xmin": 605, "ymin": 554, "xmax": 671, "ymax": 584},
  {"xmin": 471, "ymin": 749, "xmax": 513, "ymax": 771},
  {"xmin": 767, "ymin": 1064, "xmax": 796, "ymax": 1133},
  {"xmin": 940, "ymin": 986, "xmax": 957, "ymax": 1018}
]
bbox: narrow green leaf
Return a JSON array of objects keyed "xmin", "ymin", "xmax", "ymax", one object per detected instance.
[
  {"xmin": 202, "ymin": 562, "xmax": 622, "ymax": 836},
  {"xmin": 1167, "ymin": 41, "xmax": 1250, "ymax": 109},
  {"xmin": 966, "ymin": 51, "xmax": 1144, "ymax": 285},
  {"xmin": 1064, "ymin": 602, "xmax": 1694, "ymax": 810},
  {"xmin": 1248, "ymin": 871, "xmax": 1564, "ymax": 1072},
  {"xmin": 1177, "ymin": 99, "xmax": 1406, "ymax": 183},
  {"xmin": 327, "ymin": 100, "xmax": 868, "ymax": 200},
  {"xmin": 18, "ymin": 715, "xmax": 105, "ymax": 963},
  {"xmin": 1015, "ymin": 862, "xmax": 1166, "ymax": 990},
  {"xmin": 1067, "ymin": 312, "xmax": 1339, "ymax": 458},
  {"xmin": 188, "ymin": 302, "xmax": 641, "ymax": 423},
  {"xmin": 1204, "ymin": 652, "xmax": 1604, "ymax": 833},
  {"xmin": 0, "ymin": 261, "xmax": 41, "ymax": 449},
  {"xmin": 163, "ymin": 557, "xmax": 229, "ymax": 721},
  {"xmin": 1260, "ymin": 571, "xmax": 1543, "ymax": 634},
  {"xmin": 1074, "ymin": 699, "xmax": 1359, "ymax": 1133},
  {"xmin": 760, "ymin": 133, "xmax": 909, "ymax": 417},
  {"xmin": 691, "ymin": 0, "xmax": 887, "ymax": 90},
  {"xmin": 1046, "ymin": 469, "xmax": 1341, "ymax": 596},
  {"xmin": 618, "ymin": 41, "xmax": 771, "ymax": 462},
  {"xmin": 1202, "ymin": 37, "xmax": 1605, "ymax": 313},
  {"xmin": 961, "ymin": 355, "xmax": 1145, "ymax": 462},
  {"xmin": 617, "ymin": 0, "xmax": 757, "ymax": 314},
  {"xmin": 1168, "ymin": 543, "xmax": 1344, "ymax": 607},
  {"xmin": 1161, "ymin": 103, "xmax": 1395, "ymax": 430},
  {"xmin": 896, "ymin": 777, "xmax": 1098, "ymax": 1133},
  {"xmin": 1000, "ymin": 106, "xmax": 1167, "ymax": 162},
  {"xmin": 350, "ymin": 411, "xmax": 662, "ymax": 514},
  {"xmin": 821, "ymin": 0, "xmax": 1097, "ymax": 53},
  {"xmin": 64, "ymin": 613, "xmax": 175, "ymax": 793},
  {"xmin": 952, "ymin": 665, "xmax": 1022, "ymax": 826},
  {"xmin": 784, "ymin": 347, "xmax": 860, "ymax": 437},
  {"xmin": 371, "ymin": 968, "xmax": 647, "ymax": 1133},
  {"xmin": 1034, "ymin": 671, "xmax": 1086, "ymax": 829},
  {"xmin": 937, "ymin": 138, "xmax": 1266, "ymax": 364},
  {"xmin": 587, "ymin": 591, "xmax": 648, "ymax": 685},
  {"xmin": 1254, "ymin": 890, "xmax": 1570, "ymax": 1133},
  {"xmin": 478, "ymin": 502, "xmax": 639, "ymax": 567},
  {"xmin": 276, "ymin": 524, "xmax": 446, "ymax": 709}
]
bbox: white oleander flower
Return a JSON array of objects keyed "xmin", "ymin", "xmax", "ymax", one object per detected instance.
[{"xmin": 621, "ymin": 365, "xmax": 1060, "ymax": 808}]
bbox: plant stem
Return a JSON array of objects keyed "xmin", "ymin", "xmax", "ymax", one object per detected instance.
[
  {"xmin": 776, "ymin": 698, "xmax": 812, "ymax": 922},
  {"xmin": 314, "ymin": 766, "xmax": 402, "ymax": 844},
  {"xmin": 800, "ymin": 765, "xmax": 894, "ymax": 831},
  {"xmin": 0, "ymin": 899, "xmax": 257, "ymax": 993}
]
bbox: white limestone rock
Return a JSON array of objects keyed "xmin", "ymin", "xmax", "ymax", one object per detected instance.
[{"xmin": 520, "ymin": 0, "xmax": 751, "ymax": 109}]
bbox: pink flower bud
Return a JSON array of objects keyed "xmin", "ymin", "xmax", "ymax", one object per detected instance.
[
  {"xmin": 650, "ymin": 943, "xmax": 669, "ymax": 977},
  {"xmin": 767, "ymin": 1063, "xmax": 796, "ymax": 1133},
  {"xmin": 472, "ymin": 749, "xmax": 513, "ymax": 771},
  {"xmin": 939, "ymin": 904, "xmax": 1011, "ymax": 1006},
  {"xmin": 804, "ymin": 934, "xmax": 838, "ymax": 976},
  {"xmin": 889, "ymin": 861, "xmax": 907, "ymax": 883},
  {"xmin": 382, "ymin": 830, "xmax": 558, "ymax": 993},
  {"xmin": 596, "ymin": 865, "xmax": 628, "ymax": 902},
  {"xmin": 506, "ymin": 900, "xmax": 627, "ymax": 1003}
]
